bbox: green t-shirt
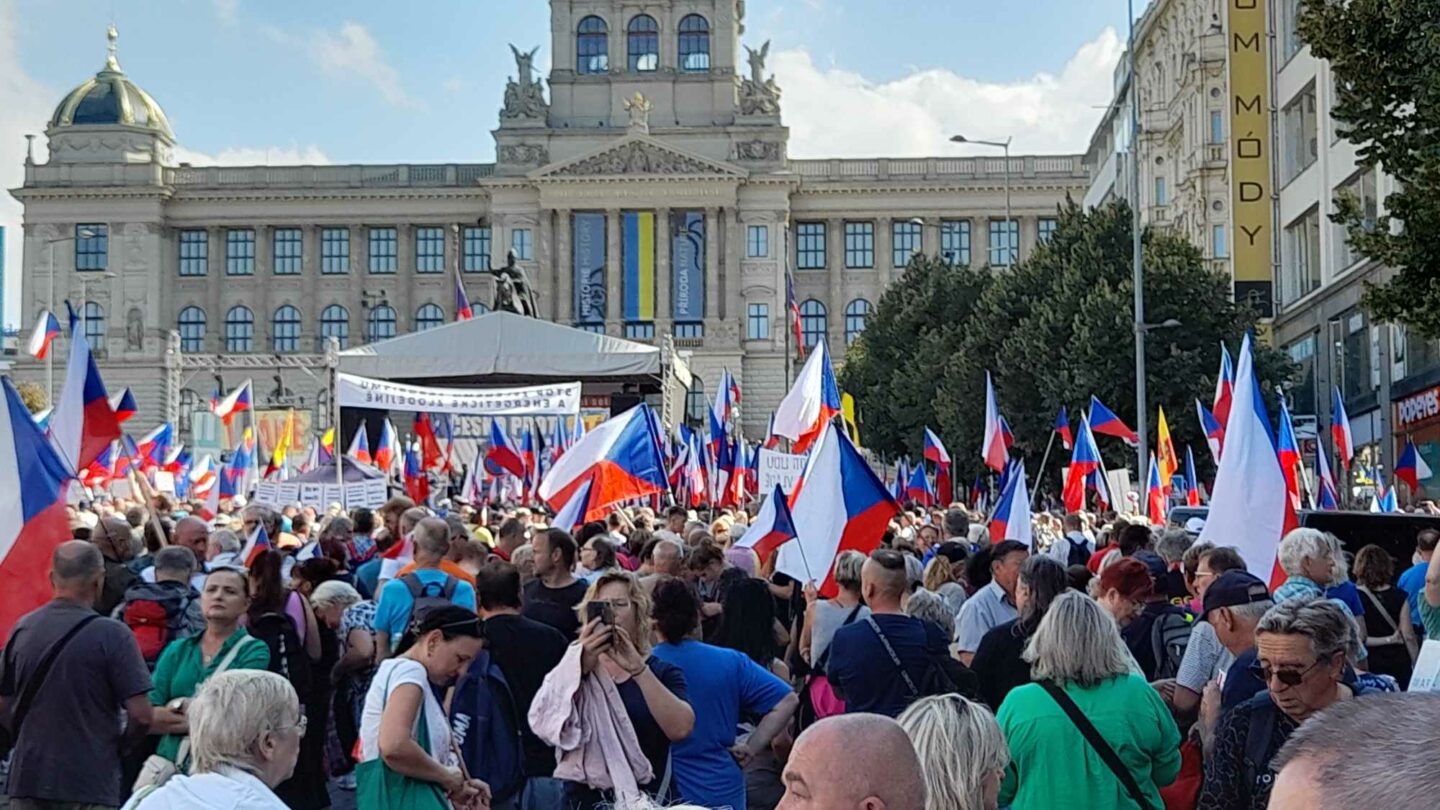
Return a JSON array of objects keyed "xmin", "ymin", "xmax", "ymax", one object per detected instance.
[
  {"xmin": 1419, "ymin": 596, "xmax": 1440, "ymax": 642},
  {"xmin": 148, "ymin": 628, "xmax": 271, "ymax": 762}
]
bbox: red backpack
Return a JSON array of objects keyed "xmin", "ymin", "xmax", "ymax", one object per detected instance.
[{"xmin": 123, "ymin": 599, "xmax": 176, "ymax": 664}]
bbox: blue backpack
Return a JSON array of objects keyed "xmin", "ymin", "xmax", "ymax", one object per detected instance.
[{"xmin": 450, "ymin": 649, "xmax": 525, "ymax": 803}]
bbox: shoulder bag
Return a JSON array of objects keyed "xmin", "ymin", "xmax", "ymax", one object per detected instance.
[
  {"xmin": 0, "ymin": 614, "xmax": 100, "ymax": 759},
  {"xmin": 1039, "ymin": 681, "xmax": 1156, "ymax": 810},
  {"xmin": 1358, "ymin": 587, "xmax": 1405, "ymax": 647},
  {"xmin": 354, "ymin": 664, "xmax": 450, "ymax": 810}
]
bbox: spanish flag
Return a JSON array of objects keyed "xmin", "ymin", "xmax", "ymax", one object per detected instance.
[{"xmin": 1156, "ymin": 406, "xmax": 1178, "ymax": 494}]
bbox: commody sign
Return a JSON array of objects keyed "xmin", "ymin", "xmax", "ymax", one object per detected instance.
[
  {"xmin": 336, "ymin": 373, "xmax": 580, "ymax": 417},
  {"xmin": 1395, "ymin": 385, "xmax": 1440, "ymax": 431}
]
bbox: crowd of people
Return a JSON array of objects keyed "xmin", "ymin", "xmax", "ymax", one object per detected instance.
[{"xmin": 3, "ymin": 491, "xmax": 1440, "ymax": 809}]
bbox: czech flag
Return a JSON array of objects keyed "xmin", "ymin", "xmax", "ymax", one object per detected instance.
[
  {"xmin": 81, "ymin": 441, "xmax": 119, "ymax": 489},
  {"xmin": 549, "ymin": 474, "xmax": 593, "ymax": 533},
  {"xmin": 683, "ymin": 431, "xmax": 707, "ymax": 507},
  {"xmin": 404, "ymin": 441, "xmax": 429, "ymax": 504},
  {"xmin": 212, "ymin": 379, "xmax": 253, "ymax": 427},
  {"xmin": 1054, "ymin": 406, "xmax": 1073, "ymax": 450},
  {"xmin": 1197, "ymin": 399, "xmax": 1225, "ymax": 461},
  {"xmin": 108, "ymin": 388, "xmax": 137, "ymax": 425},
  {"xmin": 1214, "ymin": 343, "xmax": 1235, "ymax": 428},
  {"xmin": 1184, "ymin": 445, "xmax": 1201, "ymax": 506},
  {"xmin": 988, "ymin": 461, "xmax": 1032, "ymax": 545},
  {"xmin": 772, "ymin": 338, "xmax": 841, "ymax": 454},
  {"xmin": 970, "ymin": 472, "xmax": 988, "ymax": 512},
  {"xmin": 347, "ymin": 424, "xmax": 372, "ymax": 466},
  {"xmin": 981, "ymin": 372, "xmax": 1008, "ymax": 473},
  {"xmin": 1396, "ymin": 437, "xmax": 1433, "ymax": 493},
  {"xmin": 1198, "ymin": 334, "xmax": 1295, "ymax": 589},
  {"xmin": 1063, "ymin": 413, "xmax": 1103, "ymax": 513},
  {"xmin": 906, "ymin": 462, "xmax": 934, "ymax": 506},
  {"xmin": 538, "ymin": 404, "xmax": 668, "ymax": 522},
  {"xmin": 372, "ymin": 420, "xmax": 398, "ymax": 474},
  {"xmin": 1088, "ymin": 395, "xmax": 1139, "ymax": 445},
  {"xmin": 486, "ymin": 420, "xmax": 527, "ymax": 480},
  {"xmin": 1146, "ymin": 452, "xmax": 1166, "ymax": 525},
  {"xmin": 712, "ymin": 369, "xmax": 740, "ymax": 445},
  {"xmin": 1277, "ymin": 393, "xmax": 1304, "ymax": 512},
  {"xmin": 26, "ymin": 311, "xmax": 62, "ymax": 360},
  {"xmin": 136, "ymin": 423, "xmax": 174, "ymax": 471},
  {"xmin": 1315, "ymin": 441, "xmax": 1340, "ymax": 510},
  {"xmin": 49, "ymin": 303, "xmax": 122, "ymax": 473},
  {"xmin": 238, "ymin": 523, "xmax": 273, "ymax": 569},
  {"xmin": 0, "ymin": 377, "xmax": 75, "ymax": 640},
  {"xmin": 923, "ymin": 427, "xmax": 951, "ymax": 505},
  {"xmin": 455, "ymin": 272, "xmax": 474, "ymax": 321},
  {"xmin": 786, "ymin": 270, "xmax": 804, "ymax": 359},
  {"xmin": 415, "ymin": 413, "xmax": 444, "ymax": 472},
  {"xmin": 778, "ymin": 423, "xmax": 898, "ymax": 596},
  {"xmin": 1331, "ymin": 386, "xmax": 1354, "ymax": 471},
  {"xmin": 735, "ymin": 484, "xmax": 799, "ymax": 559}
]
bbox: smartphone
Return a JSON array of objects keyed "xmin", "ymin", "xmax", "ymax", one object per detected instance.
[{"xmin": 586, "ymin": 600, "xmax": 614, "ymax": 626}]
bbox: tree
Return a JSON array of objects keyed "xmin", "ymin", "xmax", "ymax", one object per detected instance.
[
  {"xmin": 14, "ymin": 381, "xmax": 48, "ymax": 415},
  {"xmin": 1300, "ymin": 0, "xmax": 1440, "ymax": 336}
]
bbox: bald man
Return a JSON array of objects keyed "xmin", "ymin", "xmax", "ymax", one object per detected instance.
[
  {"xmin": 140, "ymin": 515, "xmax": 210, "ymax": 591},
  {"xmin": 91, "ymin": 514, "xmax": 138, "ymax": 615},
  {"xmin": 778, "ymin": 713, "xmax": 926, "ymax": 810}
]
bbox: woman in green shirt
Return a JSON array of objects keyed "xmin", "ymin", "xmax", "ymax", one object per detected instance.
[
  {"xmin": 148, "ymin": 568, "xmax": 272, "ymax": 764},
  {"xmin": 997, "ymin": 591, "xmax": 1181, "ymax": 810}
]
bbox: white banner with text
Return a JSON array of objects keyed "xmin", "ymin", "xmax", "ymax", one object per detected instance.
[{"xmin": 336, "ymin": 373, "xmax": 581, "ymax": 417}]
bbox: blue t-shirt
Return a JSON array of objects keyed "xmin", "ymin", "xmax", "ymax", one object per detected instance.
[
  {"xmin": 372, "ymin": 569, "xmax": 476, "ymax": 640},
  {"xmin": 1220, "ymin": 648, "xmax": 1266, "ymax": 711},
  {"xmin": 828, "ymin": 613, "xmax": 947, "ymax": 718},
  {"xmin": 355, "ymin": 557, "xmax": 382, "ymax": 601},
  {"xmin": 1399, "ymin": 561, "xmax": 1428, "ymax": 629},
  {"xmin": 651, "ymin": 640, "xmax": 791, "ymax": 810},
  {"xmin": 1325, "ymin": 580, "xmax": 1366, "ymax": 617}
]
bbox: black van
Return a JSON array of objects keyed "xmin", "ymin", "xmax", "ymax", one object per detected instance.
[{"xmin": 1166, "ymin": 506, "xmax": 1440, "ymax": 568}]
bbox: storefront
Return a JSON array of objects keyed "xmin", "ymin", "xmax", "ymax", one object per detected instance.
[{"xmin": 1393, "ymin": 383, "xmax": 1440, "ymax": 497}]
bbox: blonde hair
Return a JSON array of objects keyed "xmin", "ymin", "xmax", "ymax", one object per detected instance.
[
  {"xmin": 923, "ymin": 556, "xmax": 956, "ymax": 592},
  {"xmin": 577, "ymin": 570, "xmax": 654, "ymax": 654},
  {"xmin": 897, "ymin": 694, "xmax": 1010, "ymax": 810},
  {"xmin": 1023, "ymin": 591, "xmax": 1133, "ymax": 686},
  {"xmin": 188, "ymin": 670, "xmax": 300, "ymax": 776}
]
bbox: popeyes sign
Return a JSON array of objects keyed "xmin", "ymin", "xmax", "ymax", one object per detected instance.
[{"xmin": 1396, "ymin": 385, "xmax": 1440, "ymax": 430}]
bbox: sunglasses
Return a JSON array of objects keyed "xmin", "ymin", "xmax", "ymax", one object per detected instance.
[{"xmin": 1248, "ymin": 657, "xmax": 1326, "ymax": 688}]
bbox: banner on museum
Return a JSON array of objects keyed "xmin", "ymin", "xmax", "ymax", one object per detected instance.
[
  {"xmin": 336, "ymin": 373, "xmax": 580, "ymax": 416},
  {"xmin": 623, "ymin": 211, "xmax": 656, "ymax": 322},
  {"xmin": 672, "ymin": 211, "xmax": 705, "ymax": 321},
  {"xmin": 574, "ymin": 213, "xmax": 607, "ymax": 324}
]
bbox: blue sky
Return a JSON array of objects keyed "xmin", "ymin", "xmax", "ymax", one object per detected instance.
[{"xmin": 1, "ymin": 0, "xmax": 1136, "ymax": 324}]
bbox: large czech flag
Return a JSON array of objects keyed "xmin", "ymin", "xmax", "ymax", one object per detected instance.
[
  {"xmin": 538, "ymin": 404, "xmax": 667, "ymax": 523},
  {"xmin": 772, "ymin": 339, "xmax": 841, "ymax": 454},
  {"xmin": 49, "ymin": 306, "xmax": 122, "ymax": 473},
  {"xmin": 486, "ymin": 419, "xmax": 527, "ymax": 480}
]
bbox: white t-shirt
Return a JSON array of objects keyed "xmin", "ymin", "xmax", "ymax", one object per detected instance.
[{"xmin": 359, "ymin": 658, "xmax": 456, "ymax": 767}]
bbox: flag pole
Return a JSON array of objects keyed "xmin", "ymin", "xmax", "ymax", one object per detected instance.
[{"xmin": 1031, "ymin": 429, "xmax": 1057, "ymax": 509}]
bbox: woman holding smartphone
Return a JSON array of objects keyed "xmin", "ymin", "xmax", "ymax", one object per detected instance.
[{"xmin": 571, "ymin": 571, "xmax": 696, "ymax": 809}]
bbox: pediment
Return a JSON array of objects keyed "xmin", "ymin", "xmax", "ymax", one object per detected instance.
[{"xmin": 530, "ymin": 135, "xmax": 749, "ymax": 180}]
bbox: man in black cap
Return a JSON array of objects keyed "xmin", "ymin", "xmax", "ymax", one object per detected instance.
[{"xmin": 1203, "ymin": 569, "xmax": 1275, "ymax": 711}]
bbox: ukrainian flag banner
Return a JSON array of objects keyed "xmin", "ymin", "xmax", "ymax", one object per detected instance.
[{"xmin": 623, "ymin": 211, "xmax": 655, "ymax": 323}]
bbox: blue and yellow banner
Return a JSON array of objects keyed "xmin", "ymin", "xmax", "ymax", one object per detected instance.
[
  {"xmin": 623, "ymin": 212, "xmax": 655, "ymax": 322},
  {"xmin": 573, "ymin": 212, "xmax": 607, "ymax": 324},
  {"xmin": 671, "ymin": 211, "xmax": 705, "ymax": 321}
]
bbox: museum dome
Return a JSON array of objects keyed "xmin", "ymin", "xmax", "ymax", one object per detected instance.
[{"xmin": 49, "ymin": 25, "xmax": 174, "ymax": 140}]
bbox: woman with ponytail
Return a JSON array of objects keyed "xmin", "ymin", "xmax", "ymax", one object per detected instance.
[{"xmin": 356, "ymin": 605, "xmax": 488, "ymax": 809}]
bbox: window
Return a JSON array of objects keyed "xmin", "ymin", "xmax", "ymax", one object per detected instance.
[
  {"xmin": 624, "ymin": 323, "xmax": 655, "ymax": 340},
  {"xmin": 1154, "ymin": 176, "xmax": 1168, "ymax": 206},
  {"xmin": 627, "ymin": 15, "xmax": 658, "ymax": 72},
  {"xmin": 577, "ymin": 323, "xmax": 608, "ymax": 335},
  {"xmin": 796, "ymin": 222, "xmax": 826, "ymax": 270},
  {"xmin": 415, "ymin": 227, "xmax": 445, "ymax": 273},
  {"xmin": 76, "ymin": 224, "xmax": 107, "ymax": 270},
  {"xmin": 1212, "ymin": 224, "xmax": 1228, "ymax": 258},
  {"xmin": 1339, "ymin": 310, "xmax": 1368, "ymax": 400},
  {"xmin": 576, "ymin": 16, "xmax": 609, "ymax": 74},
  {"xmin": 686, "ymin": 378, "xmax": 707, "ymax": 425},
  {"xmin": 1282, "ymin": 84, "xmax": 1319, "ymax": 183},
  {"xmin": 988, "ymin": 220, "xmax": 1019, "ymax": 266},
  {"xmin": 1288, "ymin": 334, "xmax": 1318, "ymax": 415},
  {"xmin": 82, "ymin": 301, "xmax": 105, "ymax": 345},
  {"xmin": 416, "ymin": 303, "xmax": 444, "ymax": 331},
  {"xmin": 463, "ymin": 226, "xmax": 492, "ymax": 272},
  {"xmin": 674, "ymin": 321, "xmax": 704, "ymax": 339},
  {"xmin": 367, "ymin": 305, "xmax": 397, "ymax": 342},
  {"xmin": 747, "ymin": 303, "xmax": 770, "ymax": 340},
  {"xmin": 270, "ymin": 305, "xmax": 301, "ymax": 353},
  {"xmin": 511, "ymin": 228, "xmax": 533, "ymax": 260},
  {"xmin": 844, "ymin": 222, "xmax": 874, "ymax": 268},
  {"xmin": 273, "ymin": 228, "xmax": 302, "ymax": 275},
  {"xmin": 224, "ymin": 306, "xmax": 254, "ymax": 353},
  {"xmin": 892, "ymin": 220, "xmax": 921, "ymax": 267},
  {"xmin": 319, "ymin": 305, "xmax": 349, "ymax": 349},
  {"xmin": 1282, "ymin": 207, "xmax": 1322, "ymax": 304},
  {"xmin": 177, "ymin": 306, "xmax": 205, "ymax": 352},
  {"xmin": 179, "ymin": 230, "xmax": 208, "ymax": 276},
  {"xmin": 225, "ymin": 229, "xmax": 255, "ymax": 275},
  {"xmin": 747, "ymin": 224, "xmax": 769, "ymax": 258},
  {"xmin": 1334, "ymin": 169, "xmax": 1378, "ymax": 269},
  {"xmin": 368, "ymin": 227, "xmax": 397, "ymax": 274},
  {"xmin": 1209, "ymin": 110, "xmax": 1224, "ymax": 144},
  {"xmin": 321, "ymin": 228, "xmax": 349, "ymax": 274},
  {"xmin": 1279, "ymin": 0, "xmax": 1303, "ymax": 60},
  {"xmin": 799, "ymin": 299, "xmax": 827, "ymax": 349},
  {"xmin": 678, "ymin": 14, "xmax": 710, "ymax": 72},
  {"xmin": 845, "ymin": 299, "xmax": 872, "ymax": 345},
  {"xmin": 1037, "ymin": 218, "xmax": 1059, "ymax": 244},
  {"xmin": 940, "ymin": 220, "xmax": 971, "ymax": 266}
]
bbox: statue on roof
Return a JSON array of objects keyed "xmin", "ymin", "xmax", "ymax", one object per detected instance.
[
  {"xmin": 740, "ymin": 41, "xmax": 781, "ymax": 116},
  {"xmin": 502, "ymin": 44, "xmax": 547, "ymax": 120},
  {"xmin": 489, "ymin": 249, "xmax": 539, "ymax": 318}
]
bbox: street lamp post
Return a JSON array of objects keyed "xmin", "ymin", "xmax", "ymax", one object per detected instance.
[
  {"xmin": 951, "ymin": 135, "xmax": 1014, "ymax": 264},
  {"xmin": 1128, "ymin": 0, "xmax": 1148, "ymax": 488}
]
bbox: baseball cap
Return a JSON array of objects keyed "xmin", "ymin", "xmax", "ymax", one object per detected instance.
[
  {"xmin": 1132, "ymin": 550, "xmax": 1168, "ymax": 582},
  {"xmin": 1202, "ymin": 570, "xmax": 1271, "ymax": 619},
  {"xmin": 1184, "ymin": 516, "xmax": 1206, "ymax": 535}
]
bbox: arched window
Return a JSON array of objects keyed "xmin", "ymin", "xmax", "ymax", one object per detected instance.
[
  {"xmin": 367, "ymin": 305, "xmax": 397, "ymax": 343},
  {"xmin": 678, "ymin": 15, "xmax": 710, "ymax": 72},
  {"xmin": 224, "ymin": 305, "xmax": 254, "ymax": 353},
  {"xmin": 320, "ymin": 305, "xmax": 349, "ymax": 350},
  {"xmin": 686, "ymin": 377, "xmax": 707, "ymax": 425},
  {"xmin": 82, "ymin": 302, "xmax": 105, "ymax": 347},
  {"xmin": 845, "ymin": 299, "xmax": 872, "ymax": 345},
  {"xmin": 577, "ymin": 15, "xmax": 609, "ymax": 74},
  {"xmin": 416, "ymin": 303, "xmax": 445, "ymax": 332},
  {"xmin": 177, "ymin": 306, "xmax": 205, "ymax": 353},
  {"xmin": 272, "ymin": 305, "xmax": 301, "ymax": 353},
  {"xmin": 627, "ymin": 14, "xmax": 658, "ymax": 72},
  {"xmin": 474, "ymin": 301, "xmax": 490, "ymax": 315},
  {"xmin": 800, "ymin": 299, "xmax": 827, "ymax": 349}
]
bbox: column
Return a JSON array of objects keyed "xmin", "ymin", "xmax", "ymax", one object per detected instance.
[
  {"xmin": 877, "ymin": 216, "xmax": 893, "ymax": 288},
  {"xmin": 303, "ymin": 225, "xmax": 320, "ymax": 350},
  {"xmin": 206, "ymin": 228, "xmax": 223, "ymax": 353},
  {"xmin": 538, "ymin": 210, "xmax": 556, "ymax": 321},
  {"xmin": 606, "ymin": 208, "xmax": 622, "ymax": 335},
  {"xmin": 555, "ymin": 209, "xmax": 573, "ymax": 324},
  {"xmin": 724, "ymin": 208, "xmax": 743, "ymax": 322},
  {"xmin": 655, "ymin": 207, "xmax": 671, "ymax": 329},
  {"xmin": 827, "ymin": 217, "xmax": 844, "ymax": 354},
  {"xmin": 704, "ymin": 207, "xmax": 720, "ymax": 321},
  {"xmin": 393, "ymin": 224, "xmax": 412, "ymax": 331}
]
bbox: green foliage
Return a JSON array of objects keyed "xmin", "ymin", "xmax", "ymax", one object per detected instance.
[{"xmin": 1300, "ymin": 0, "xmax": 1440, "ymax": 336}]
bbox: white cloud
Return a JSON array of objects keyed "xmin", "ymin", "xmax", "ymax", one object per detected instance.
[
  {"xmin": 304, "ymin": 21, "xmax": 422, "ymax": 110},
  {"xmin": 775, "ymin": 27, "xmax": 1123, "ymax": 158},
  {"xmin": 172, "ymin": 144, "xmax": 331, "ymax": 166},
  {"xmin": 213, "ymin": 0, "xmax": 239, "ymax": 25},
  {"xmin": 0, "ymin": 0, "xmax": 56, "ymax": 329}
]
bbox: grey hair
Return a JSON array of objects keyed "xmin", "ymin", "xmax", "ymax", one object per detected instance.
[
  {"xmin": 511, "ymin": 544, "xmax": 534, "ymax": 566},
  {"xmin": 413, "ymin": 517, "xmax": 450, "ymax": 557},
  {"xmin": 898, "ymin": 694, "xmax": 1010, "ymax": 810},
  {"xmin": 241, "ymin": 503, "xmax": 280, "ymax": 537},
  {"xmin": 188, "ymin": 669, "xmax": 301, "ymax": 776},
  {"xmin": 311, "ymin": 580, "xmax": 361, "ymax": 614},
  {"xmin": 904, "ymin": 589, "xmax": 955, "ymax": 639},
  {"xmin": 1278, "ymin": 528, "xmax": 1331, "ymax": 577},
  {"xmin": 834, "ymin": 549, "xmax": 867, "ymax": 591},
  {"xmin": 153, "ymin": 546, "xmax": 198, "ymax": 578},
  {"xmin": 1272, "ymin": 693, "xmax": 1440, "ymax": 809},
  {"xmin": 1226, "ymin": 598, "xmax": 1275, "ymax": 626},
  {"xmin": 1023, "ymin": 591, "xmax": 1133, "ymax": 686},
  {"xmin": 1256, "ymin": 595, "xmax": 1351, "ymax": 660},
  {"xmin": 653, "ymin": 538, "xmax": 683, "ymax": 561},
  {"xmin": 211, "ymin": 529, "xmax": 241, "ymax": 554},
  {"xmin": 1156, "ymin": 529, "xmax": 1193, "ymax": 565}
]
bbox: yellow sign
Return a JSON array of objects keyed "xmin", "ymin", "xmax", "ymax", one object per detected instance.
[{"xmin": 1227, "ymin": 0, "xmax": 1274, "ymax": 319}]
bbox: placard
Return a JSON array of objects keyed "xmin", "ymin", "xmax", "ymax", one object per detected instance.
[
  {"xmin": 152, "ymin": 471, "xmax": 176, "ymax": 494},
  {"xmin": 321, "ymin": 484, "xmax": 344, "ymax": 508},
  {"xmin": 758, "ymin": 449, "xmax": 807, "ymax": 495},
  {"xmin": 276, "ymin": 483, "xmax": 301, "ymax": 505},
  {"xmin": 299, "ymin": 483, "xmax": 324, "ymax": 507},
  {"xmin": 364, "ymin": 478, "xmax": 388, "ymax": 505},
  {"xmin": 1410, "ymin": 639, "xmax": 1440, "ymax": 693},
  {"xmin": 344, "ymin": 481, "xmax": 370, "ymax": 508},
  {"xmin": 253, "ymin": 481, "xmax": 279, "ymax": 505},
  {"xmin": 337, "ymin": 373, "xmax": 580, "ymax": 417}
]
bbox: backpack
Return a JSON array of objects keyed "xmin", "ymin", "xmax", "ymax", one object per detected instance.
[
  {"xmin": 1149, "ymin": 609, "xmax": 1196, "ymax": 681},
  {"xmin": 124, "ymin": 599, "xmax": 185, "ymax": 665},
  {"xmin": 400, "ymin": 573, "xmax": 459, "ymax": 624},
  {"xmin": 249, "ymin": 611, "xmax": 312, "ymax": 695},
  {"xmin": 1065, "ymin": 536, "xmax": 1092, "ymax": 568},
  {"xmin": 450, "ymin": 649, "xmax": 526, "ymax": 803}
]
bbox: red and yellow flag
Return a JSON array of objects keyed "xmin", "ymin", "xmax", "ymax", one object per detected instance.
[{"xmin": 1156, "ymin": 406, "xmax": 1178, "ymax": 493}]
